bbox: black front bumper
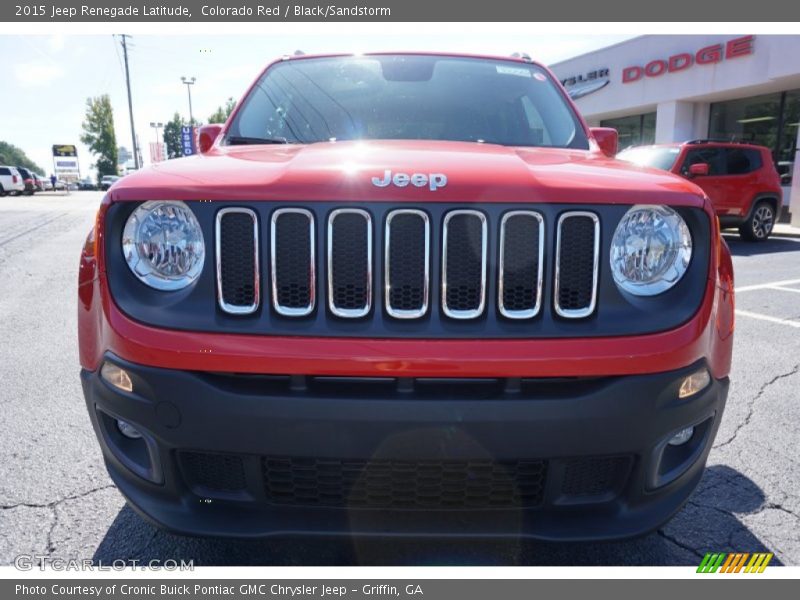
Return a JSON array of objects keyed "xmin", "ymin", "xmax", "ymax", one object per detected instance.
[{"xmin": 82, "ymin": 356, "xmax": 728, "ymax": 541}]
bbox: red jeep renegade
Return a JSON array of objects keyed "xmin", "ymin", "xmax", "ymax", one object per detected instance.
[
  {"xmin": 618, "ymin": 140, "xmax": 783, "ymax": 241},
  {"xmin": 78, "ymin": 53, "xmax": 733, "ymax": 541}
]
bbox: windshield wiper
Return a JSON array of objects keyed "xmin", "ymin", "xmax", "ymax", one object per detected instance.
[{"xmin": 226, "ymin": 135, "xmax": 293, "ymax": 145}]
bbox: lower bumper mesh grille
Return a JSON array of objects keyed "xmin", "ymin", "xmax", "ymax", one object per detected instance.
[
  {"xmin": 561, "ymin": 456, "xmax": 631, "ymax": 497},
  {"xmin": 179, "ymin": 451, "xmax": 247, "ymax": 493},
  {"xmin": 262, "ymin": 457, "xmax": 547, "ymax": 509},
  {"xmin": 177, "ymin": 449, "xmax": 632, "ymax": 508}
]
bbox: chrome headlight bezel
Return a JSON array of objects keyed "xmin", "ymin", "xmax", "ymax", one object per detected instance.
[
  {"xmin": 122, "ymin": 200, "xmax": 205, "ymax": 291},
  {"xmin": 609, "ymin": 204, "xmax": 692, "ymax": 297}
]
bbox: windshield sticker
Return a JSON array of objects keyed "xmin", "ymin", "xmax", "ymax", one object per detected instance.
[{"xmin": 496, "ymin": 66, "xmax": 532, "ymax": 78}]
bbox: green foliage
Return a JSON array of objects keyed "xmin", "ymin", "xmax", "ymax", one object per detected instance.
[
  {"xmin": 80, "ymin": 95, "xmax": 118, "ymax": 179},
  {"xmin": 0, "ymin": 141, "xmax": 45, "ymax": 174},
  {"xmin": 208, "ymin": 97, "xmax": 237, "ymax": 125},
  {"xmin": 163, "ymin": 112, "xmax": 186, "ymax": 159}
]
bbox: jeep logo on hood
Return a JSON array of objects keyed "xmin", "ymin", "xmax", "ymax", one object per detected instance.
[{"xmin": 371, "ymin": 170, "xmax": 447, "ymax": 191}]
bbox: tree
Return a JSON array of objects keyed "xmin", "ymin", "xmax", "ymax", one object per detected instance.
[
  {"xmin": 208, "ymin": 97, "xmax": 237, "ymax": 124},
  {"xmin": 163, "ymin": 112, "xmax": 186, "ymax": 159},
  {"xmin": 80, "ymin": 95, "xmax": 118, "ymax": 181},
  {"xmin": 0, "ymin": 141, "xmax": 45, "ymax": 174}
]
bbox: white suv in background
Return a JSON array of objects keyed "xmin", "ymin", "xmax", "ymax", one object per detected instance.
[{"xmin": 0, "ymin": 166, "xmax": 25, "ymax": 196}]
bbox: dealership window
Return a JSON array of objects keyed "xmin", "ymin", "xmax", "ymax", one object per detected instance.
[
  {"xmin": 709, "ymin": 89, "xmax": 800, "ymax": 185},
  {"xmin": 600, "ymin": 112, "xmax": 656, "ymax": 150}
]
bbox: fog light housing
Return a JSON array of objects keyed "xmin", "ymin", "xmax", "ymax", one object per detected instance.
[
  {"xmin": 100, "ymin": 362, "xmax": 133, "ymax": 393},
  {"xmin": 667, "ymin": 426, "xmax": 694, "ymax": 446},
  {"xmin": 678, "ymin": 368, "xmax": 710, "ymax": 399},
  {"xmin": 116, "ymin": 419, "xmax": 143, "ymax": 440}
]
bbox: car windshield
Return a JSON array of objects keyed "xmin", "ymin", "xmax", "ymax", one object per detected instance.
[
  {"xmin": 226, "ymin": 55, "xmax": 588, "ymax": 149},
  {"xmin": 617, "ymin": 146, "xmax": 681, "ymax": 171}
]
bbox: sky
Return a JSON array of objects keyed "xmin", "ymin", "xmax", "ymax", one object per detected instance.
[{"xmin": 0, "ymin": 33, "xmax": 633, "ymax": 178}]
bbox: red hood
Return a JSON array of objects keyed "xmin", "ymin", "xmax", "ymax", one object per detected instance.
[{"xmin": 110, "ymin": 140, "xmax": 705, "ymax": 207}]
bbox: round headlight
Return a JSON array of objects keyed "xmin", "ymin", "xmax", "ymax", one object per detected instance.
[
  {"xmin": 610, "ymin": 205, "xmax": 692, "ymax": 296},
  {"xmin": 122, "ymin": 201, "xmax": 205, "ymax": 291}
]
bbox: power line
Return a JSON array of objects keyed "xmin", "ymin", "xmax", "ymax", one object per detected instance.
[{"xmin": 119, "ymin": 34, "xmax": 140, "ymax": 170}]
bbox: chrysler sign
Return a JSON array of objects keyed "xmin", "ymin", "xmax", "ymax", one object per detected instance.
[
  {"xmin": 622, "ymin": 35, "xmax": 754, "ymax": 84},
  {"xmin": 560, "ymin": 68, "xmax": 610, "ymax": 99}
]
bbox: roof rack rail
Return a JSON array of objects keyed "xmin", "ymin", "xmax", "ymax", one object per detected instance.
[
  {"xmin": 686, "ymin": 138, "xmax": 751, "ymax": 145},
  {"xmin": 281, "ymin": 50, "xmax": 306, "ymax": 60}
]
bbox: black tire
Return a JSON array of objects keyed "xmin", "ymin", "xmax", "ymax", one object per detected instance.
[
  {"xmin": 739, "ymin": 201, "xmax": 775, "ymax": 242},
  {"xmin": 0, "ymin": 184, "xmax": 5, "ymax": 197}
]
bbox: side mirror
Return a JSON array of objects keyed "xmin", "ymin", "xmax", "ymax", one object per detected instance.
[
  {"xmin": 689, "ymin": 163, "xmax": 710, "ymax": 177},
  {"xmin": 590, "ymin": 127, "xmax": 618, "ymax": 158},
  {"xmin": 197, "ymin": 124, "xmax": 223, "ymax": 154}
]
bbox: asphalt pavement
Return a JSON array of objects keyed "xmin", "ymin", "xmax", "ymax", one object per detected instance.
[{"xmin": 1, "ymin": 191, "xmax": 798, "ymax": 566}]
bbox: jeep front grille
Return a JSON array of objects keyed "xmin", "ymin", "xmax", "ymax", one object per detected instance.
[
  {"xmin": 215, "ymin": 208, "xmax": 259, "ymax": 315},
  {"xmin": 270, "ymin": 208, "xmax": 315, "ymax": 316},
  {"xmin": 554, "ymin": 212, "xmax": 600, "ymax": 319},
  {"xmin": 215, "ymin": 205, "xmax": 601, "ymax": 322},
  {"xmin": 499, "ymin": 210, "xmax": 544, "ymax": 319},
  {"xmin": 327, "ymin": 209, "xmax": 373, "ymax": 318},
  {"xmin": 442, "ymin": 210, "xmax": 488, "ymax": 319},
  {"xmin": 385, "ymin": 209, "xmax": 430, "ymax": 318}
]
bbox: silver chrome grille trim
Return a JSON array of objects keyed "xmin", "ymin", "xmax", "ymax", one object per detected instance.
[
  {"xmin": 498, "ymin": 210, "xmax": 545, "ymax": 319},
  {"xmin": 327, "ymin": 208, "xmax": 373, "ymax": 318},
  {"xmin": 441, "ymin": 209, "xmax": 488, "ymax": 320},
  {"xmin": 215, "ymin": 207, "xmax": 260, "ymax": 315},
  {"xmin": 554, "ymin": 211, "xmax": 600, "ymax": 319},
  {"xmin": 270, "ymin": 208, "xmax": 316, "ymax": 317},
  {"xmin": 385, "ymin": 209, "xmax": 430, "ymax": 319}
]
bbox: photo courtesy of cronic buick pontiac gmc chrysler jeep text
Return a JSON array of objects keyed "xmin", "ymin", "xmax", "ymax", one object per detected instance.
[{"xmin": 78, "ymin": 53, "xmax": 734, "ymax": 541}]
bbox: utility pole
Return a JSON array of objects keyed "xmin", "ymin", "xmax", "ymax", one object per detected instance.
[
  {"xmin": 181, "ymin": 76, "xmax": 196, "ymax": 124},
  {"xmin": 150, "ymin": 122, "xmax": 164, "ymax": 144},
  {"xmin": 120, "ymin": 35, "xmax": 140, "ymax": 170}
]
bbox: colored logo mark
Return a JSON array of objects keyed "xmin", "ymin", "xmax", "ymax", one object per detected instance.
[{"xmin": 697, "ymin": 552, "xmax": 773, "ymax": 573}]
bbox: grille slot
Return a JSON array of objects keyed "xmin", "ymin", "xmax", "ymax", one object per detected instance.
[
  {"xmin": 262, "ymin": 456, "xmax": 547, "ymax": 509},
  {"xmin": 561, "ymin": 456, "xmax": 631, "ymax": 497},
  {"xmin": 442, "ymin": 210, "xmax": 487, "ymax": 319},
  {"xmin": 271, "ymin": 208, "xmax": 315, "ymax": 316},
  {"xmin": 179, "ymin": 451, "xmax": 247, "ymax": 493},
  {"xmin": 499, "ymin": 211, "xmax": 544, "ymax": 319},
  {"xmin": 215, "ymin": 208, "xmax": 259, "ymax": 314},
  {"xmin": 328, "ymin": 209, "xmax": 372, "ymax": 318},
  {"xmin": 385, "ymin": 209, "xmax": 430, "ymax": 319},
  {"xmin": 554, "ymin": 211, "xmax": 600, "ymax": 319}
]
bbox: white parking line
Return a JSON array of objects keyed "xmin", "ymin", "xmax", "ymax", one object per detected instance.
[
  {"xmin": 735, "ymin": 278, "xmax": 800, "ymax": 292},
  {"xmin": 769, "ymin": 286, "xmax": 800, "ymax": 294},
  {"xmin": 735, "ymin": 309, "xmax": 800, "ymax": 329}
]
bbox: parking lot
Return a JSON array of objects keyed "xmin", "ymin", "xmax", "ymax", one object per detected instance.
[{"xmin": 0, "ymin": 191, "xmax": 798, "ymax": 566}]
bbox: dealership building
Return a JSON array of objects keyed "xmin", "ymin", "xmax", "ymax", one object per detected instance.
[{"xmin": 550, "ymin": 35, "xmax": 800, "ymax": 225}]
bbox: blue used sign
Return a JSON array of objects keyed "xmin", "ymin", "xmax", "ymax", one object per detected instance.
[{"xmin": 181, "ymin": 126, "xmax": 195, "ymax": 156}]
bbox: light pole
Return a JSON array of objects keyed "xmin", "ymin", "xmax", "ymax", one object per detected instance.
[
  {"xmin": 149, "ymin": 122, "xmax": 164, "ymax": 144},
  {"xmin": 181, "ymin": 76, "xmax": 196, "ymax": 124}
]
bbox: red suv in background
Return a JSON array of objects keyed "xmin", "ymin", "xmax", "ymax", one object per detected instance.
[{"xmin": 618, "ymin": 140, "xmax": 782, "ymax": 241}]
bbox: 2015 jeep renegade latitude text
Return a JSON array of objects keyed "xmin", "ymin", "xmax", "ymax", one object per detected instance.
[{"xmin": 78, "ymin": 53, "xmax": 733, "ymax": 540}]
